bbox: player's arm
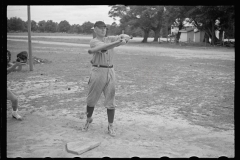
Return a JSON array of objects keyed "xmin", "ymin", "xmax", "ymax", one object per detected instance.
[
  {"xmin": 88, "ymin": 39, "xmax": 124, "ymax": 54},
  {"xmin": 119, "ymin": 34, "xmax": 132, "ymax": 42},
  {"xmin": 109, "ymin": 34, "xmax": 132, "ymax": 45},
  {"xmin": 7, "ymin": 62, "xmax": 22, "ymax": 74}
]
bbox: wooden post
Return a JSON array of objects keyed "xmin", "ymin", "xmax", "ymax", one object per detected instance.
[
  {"xmin": 205, "ymin": 37, "xmax": 207, "ymax": 49},
  {"xmin": 122, "ymin": 30, "xmax": 124, "ymax": 34},
  {"xmin": 222, "ymin": 31, "xmax": 225, "ymax": 46},
  {"xmin": 212, "ymin": 20, "xmax": 215, "ymax": 46},
  {"xmin": 27, "ymin": 6, "xmax": 33, "ymax": 71}
]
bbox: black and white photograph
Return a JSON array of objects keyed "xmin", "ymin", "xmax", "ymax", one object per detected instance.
[{"xmin": 5, "ymin": 5, "xmax": 234, "ymax": 158}]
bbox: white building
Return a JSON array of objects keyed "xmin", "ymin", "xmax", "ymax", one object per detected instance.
[
  {"xmin": 179, "ymin": 27, "xmax": 194, "ymax": 42},
  {"xmin": 193, "ymin": 28, "xmax": 205, "ymax": 42},
  {"xmin": 171, "ymin": 26, "xmax": 179, "ymax": 35}
]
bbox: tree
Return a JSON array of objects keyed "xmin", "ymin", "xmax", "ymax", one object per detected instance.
[
  {"xmin": 69, "ymin": 24, "xmax": 76, "ymax": 33},
  {"xmin": 7, "ymin": 17, "xmax": 25, "ymax": 31},
  {"xmin": 55, "ymin": 22, "xmax": 59, "ymax": 32},
  {"xmin": 107, "ymin": 22, "xmax": 121, "ymax": 35},
  {"xmin": 58, "ymin": 20, "xmax": 71, "ymax": 33},
  {"xmin": 31, "ymin": 20, "xmax": 38, "ymax": 31},
  {"xmin": 69, "ymin": 24, "xmax": 83, "ymax": 34},
  {"xmin": 186, "ymin": 6, "xmax": 234, "ymax": 45},
  {"xmin": 45, "ymin": 20, "xmax": 57, "ymax": 32},
  {"xmin": 131, "ymin": 27, "xmax": 143, "ymax": 37},
  {"xmin": 23, "ymin": 21, "xmax": 28, "ymax": 32},
  {"xmin": 148, "ymin": 6, "xmax": 165, "ymax": 41},
  {"xmin": 23, "ymin": 20, "xmax": 38, "ymax": 32},
  {"xmin": 38, "ymin": 20, "xmax": 46, "ymax": 32},
  {"xmin": 160, "ymin": 24, "xmax": 168, "ymax": 38},
  {"xmin": 81, "ymin": 21, "xmax": 94, "ymax": 34},
  {"xmin": 185, "ymin": 6, "xmax": 211, "ymax": 43},
  {"xmin": 109, "ymin": 5, "xmax": 167, "ymax": 42},
  {"xmin": 187, "ymin": 6, "xmax": 219, "ymax": 45},
  {"xmin": 76, "ymin": 24, "xmax": 83, "ymax": 34},
  {"xmin": 216, "ymin": 6, "xmax": 234, "ymax": 40},
  {"xmin": 163, "ymin": 6, "xmax": 193, "ymax": 43},
  {"xmin": 109, "ymin": 5, "xmax": 163, "ymax": 43}
]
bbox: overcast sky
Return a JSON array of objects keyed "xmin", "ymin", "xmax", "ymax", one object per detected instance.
[{"xmin": 7, "ymin": 5, "xmax": 120, "ymax": 25}]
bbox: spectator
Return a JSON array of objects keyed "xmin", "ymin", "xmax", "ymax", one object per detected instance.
[{"xmin": 7, "ymin": 50, "xmax": 25, "ymax": 120}]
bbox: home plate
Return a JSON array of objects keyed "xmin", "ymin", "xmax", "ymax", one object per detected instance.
[{"xmin": 66, "ymin": 140, "xmax": 101, "ymax": 155}]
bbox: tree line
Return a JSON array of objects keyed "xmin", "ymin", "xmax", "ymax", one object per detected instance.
[
  {"xmin": 108, "ymin": 5, "xmax": 234, "ymax": 44},
  {"xmin": 7, "ymin": 5, "xmax": 234, "ymax": 44},
  {"xmin": 7, "ymin": 18, "xmax": 93, "ymax": 34},
  {"xmin": 7, "ymin": 17, "xmax": 147, "ymax": 37}
]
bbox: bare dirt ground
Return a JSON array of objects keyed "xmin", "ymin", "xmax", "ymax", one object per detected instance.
[{"xmin": 6, "ymin": 36, "xmax": 234, "ymax": 158}]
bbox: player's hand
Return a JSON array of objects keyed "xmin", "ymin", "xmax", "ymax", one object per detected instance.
[
  {"xmin": 115, "ymin": 39, "xmax": 125, "ymax": 46},
  {"xmin": 14, "ymin": 62, "xmax": 25, "ymax": 66},
  {"xmin": 120, "ymin": 34, "xmax": 132, "ymax": 43},
  {"xmin": 117, "ymin": 39, "xmax": 127, "ymax": 46},
  {"xmin": 14, "ymin": 62, "xmax": 22, "ymax": 66},
  {"xmin": 120, "ymin": 34, "xmax": 130, "ymax": 40},
  {"xmin": 124, "ymin": 37, "xmax": 130, "ymax": 43}
]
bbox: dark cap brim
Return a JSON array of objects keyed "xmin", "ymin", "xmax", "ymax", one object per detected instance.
[
  {"xmin": 95, "ymin": 25, "xmax": 106, "ymax": 28},
  {"xmin": 94, "ymin": 21, "xmax": 106, "ymax": 28}
]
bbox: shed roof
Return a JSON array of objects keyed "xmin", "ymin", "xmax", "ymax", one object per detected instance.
[
  {"xmin": 179, "ymin": 28, "xmax": 194, "ymax": 33},
  {"xmin": 194, "ymin": 29, "xmax": 206, "ymax": 33}
]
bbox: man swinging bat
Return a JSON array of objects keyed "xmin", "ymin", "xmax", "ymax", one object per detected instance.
[{"xmin": 82, "ymin": 21, "xmax": 131, "ymax": 136}]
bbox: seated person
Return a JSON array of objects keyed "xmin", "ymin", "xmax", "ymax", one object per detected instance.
[
  {"xmin": 7, "ymin": 50, "xmax": 25, "ymax": 120},
  {"xmin": 7, "ymin": 62, "xmax": 23, "ymax": 72}
]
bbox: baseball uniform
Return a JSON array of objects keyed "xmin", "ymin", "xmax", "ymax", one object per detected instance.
[{"xmin": 87, "ymin": 35, "xmax": 121, "ymax": 109}]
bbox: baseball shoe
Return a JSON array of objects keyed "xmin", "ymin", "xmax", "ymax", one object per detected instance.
[
  {"xmin": 12, "ymin": 111, "xmax": 22, "ymax": 121},
  {"xmin": 108, "ymin": 124, "xmax": 116, "ymax": 137},
  {"xmin": 82, "ymin": 117, "xmax": 93, "ymax": 131}
]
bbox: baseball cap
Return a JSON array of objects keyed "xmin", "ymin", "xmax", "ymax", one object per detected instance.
[{"xmin": 94, "ymin": 21, "xmax": 106, "ymax": 28}]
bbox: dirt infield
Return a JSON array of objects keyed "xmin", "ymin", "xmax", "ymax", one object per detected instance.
[{"xmin": 6, "ymin": 37, "xmax": 234, "ymax": 158}]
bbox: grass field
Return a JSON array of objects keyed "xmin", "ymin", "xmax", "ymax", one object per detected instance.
[
  {"xmin": 7, "ymin": 32, "xmax": 230, "ymax": 48},
  {"xmin": 6, "ymin": 33, "xmax": 235, "ymax": 157}
]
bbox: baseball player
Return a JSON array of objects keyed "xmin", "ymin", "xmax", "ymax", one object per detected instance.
[
  {"xmin": 7, "ymin": 50, "xmax": 25, "ymax": 120},
  {"xmin": 82, "ymin": 21, "xmax": 131, "ymax": 137}
]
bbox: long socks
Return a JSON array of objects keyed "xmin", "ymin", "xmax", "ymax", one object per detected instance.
[
  {"xmin": 86, "ymin": 106, "xmax": 115, "ymax": 123},
  {"xmin": 107, "ymin": 109, "xmax": 115, "ymax": 123},
  {"xmin": 86, "ymin": 106, "xmax": 94, "ymax": 118}
]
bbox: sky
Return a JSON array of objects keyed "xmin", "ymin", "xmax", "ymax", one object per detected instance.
[{"xmin": 7, "ymin": 5, "xmax": 120, "ymax": 25}]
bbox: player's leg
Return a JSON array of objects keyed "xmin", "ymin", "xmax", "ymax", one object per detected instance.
[
  {"xmin": 7, "ymin": 89, "xmax": 22, "ymax": 120},
  {"xmin": 8, "ymin": 62, "xmax": 22, "ymax": 72},
  {"xmin": 103, "ymin": 69, "xmax": 116, "ymax": 136},
  {"xmin": 83, "ymin": 68, "xmax": 108, "ymax": 131},
  {"xmin": 15, "ymin": 64, "xmax": 22, "ymax": 71},
  {"xmin": 107, "ymin": 109, "xmax": 115, "ymax": 136}
]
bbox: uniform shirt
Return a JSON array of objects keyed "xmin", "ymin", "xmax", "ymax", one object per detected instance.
[{"xmin": 89, "ymin": 36, "xmax": 121, "ymax": 66}]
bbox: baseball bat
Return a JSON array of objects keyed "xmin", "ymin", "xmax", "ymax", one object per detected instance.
[
  {"xmin": 88, "ymin": 39, "xmax": 123, "ymax": 54},
  {"xmin": 88, "ymin": 36, "xmax": 133, "ymax": 54}
]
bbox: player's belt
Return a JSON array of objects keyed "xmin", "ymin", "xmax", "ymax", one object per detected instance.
[{"xmin": 93, "ymin": 65, "xmax": 113, "ymax": 68}]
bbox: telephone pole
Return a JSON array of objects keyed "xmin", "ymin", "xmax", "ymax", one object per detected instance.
[{"xmin": 27, "ymin": 5, "xmax": 33, "ymax": 71}]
